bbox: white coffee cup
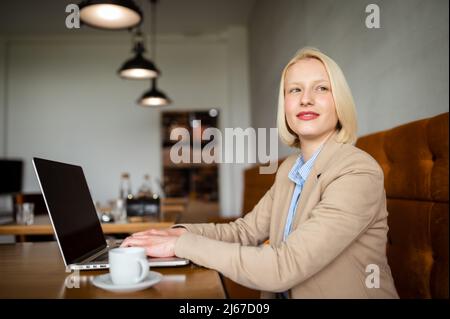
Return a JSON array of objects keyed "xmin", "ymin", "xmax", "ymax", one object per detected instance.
[{"xmin": 109, "ymin": 247, "xmax": 149, "ymax": 285}]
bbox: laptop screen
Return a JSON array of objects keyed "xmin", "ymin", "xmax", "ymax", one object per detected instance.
[{"xmin": 33, "ymin": 158, "xmax": 106, "ymax": 265}]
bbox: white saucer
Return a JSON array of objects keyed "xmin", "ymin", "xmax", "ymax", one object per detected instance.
[{"xmin": 91, "ymin": 271, "xmax": 163, "ymax": 293}]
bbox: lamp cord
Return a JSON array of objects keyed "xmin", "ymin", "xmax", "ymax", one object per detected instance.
[{"xmin": 150, "ymin": 0, "xmax": 157, "ymax": 62}]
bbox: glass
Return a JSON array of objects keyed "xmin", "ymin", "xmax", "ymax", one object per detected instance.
[
  {"xmin": 137, "ymin": 174, "xmax": 153, "ymax": 198},
  {"xmin": 119, "ymin": 173, "xmax": 133, "ymax": 200},
  {"xmin": 111, "ymin": 198, "xmax": 127, "ymax": 223},
  {"xmin": 16, "ymin": 202, "xmax": 34, "ymax": 225}
]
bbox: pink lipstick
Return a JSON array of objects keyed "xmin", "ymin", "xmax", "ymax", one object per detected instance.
[{"xmin": 297, "ymin": 111, "xmax": 319, "ymax": 121}]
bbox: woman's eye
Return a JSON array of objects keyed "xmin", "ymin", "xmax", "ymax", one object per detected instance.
[
  {"xmin": 289, "ymin": 88, "xmax": 300, "ymax": 93},
  {"xmin": 317, "ymin": 86, "xmax": 329, "ymax": 91}
]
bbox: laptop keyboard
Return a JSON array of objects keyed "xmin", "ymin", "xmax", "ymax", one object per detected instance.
[{"xmin": 91, "ymin": 251, "xmax": 109, "ymax": 263}]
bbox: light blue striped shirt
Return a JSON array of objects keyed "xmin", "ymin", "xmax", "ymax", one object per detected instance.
[{"xmin": 283, "ymin": 146, "xmax": 323, "ymax": 241}]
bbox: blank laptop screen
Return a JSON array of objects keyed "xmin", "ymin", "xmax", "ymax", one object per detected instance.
[{"xmin": 33, "ymin": 158, "xmax": 106, "ymax": 265}]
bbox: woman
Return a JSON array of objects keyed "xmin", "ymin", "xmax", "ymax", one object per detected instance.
[{"xmin": 121, "ymin": 47, "xmax": 399, "ymax": 298}]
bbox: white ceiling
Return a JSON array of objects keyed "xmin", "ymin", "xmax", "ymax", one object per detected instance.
[{"xmin": 0, "ymin": 0, "xmax": 256, "ymax": 36}]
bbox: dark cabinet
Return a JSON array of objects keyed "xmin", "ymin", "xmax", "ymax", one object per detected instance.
[{"xmin": 161, "ymin": 110, "xmax": 219, "ymax": 202}]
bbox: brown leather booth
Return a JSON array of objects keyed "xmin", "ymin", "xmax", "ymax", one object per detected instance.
[
  {"xmin": 225, "ymin": 112, "xmax": 448, "ymax": 299},
  {"xmin": 356, "ymin": 112, "xmax": 448, "ymax": 298}
]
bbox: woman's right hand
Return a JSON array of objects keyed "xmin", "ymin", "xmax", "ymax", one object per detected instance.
[{"xmin": 131, "ymin": 227, "xmax": 187, "ymax": 238}]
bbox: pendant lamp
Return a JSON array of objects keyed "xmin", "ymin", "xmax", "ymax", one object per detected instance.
[
  {"xmin": 118, "ymin": 30, "xmax": 160, "ymax": 79},
  {"xmin": 139, "ymin": 78, "xmax": 171, "ymax": 106},
  {"xmin": 79, "ymin": 0, "xmax": 143, "ymax": 30},
  {"xmin": 138, "ymin": 0, "xmax": 171, "ymax": 106}
]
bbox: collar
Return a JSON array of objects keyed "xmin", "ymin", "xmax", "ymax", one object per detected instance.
[{"xmin": 288, "ymin": 144, "xmax": 323, "ymax": 185}]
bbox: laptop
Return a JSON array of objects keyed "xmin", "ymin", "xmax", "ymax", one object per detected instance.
[{"xmin": 32, "ymin": 157, "xmax": 189, "ymax": 270}]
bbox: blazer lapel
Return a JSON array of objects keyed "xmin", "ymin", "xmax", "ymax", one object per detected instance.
[{"xmin": 292, "ymin": 131, "xmax": 343, "ymax": 228}]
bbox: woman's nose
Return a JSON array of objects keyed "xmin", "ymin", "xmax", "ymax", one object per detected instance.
[{"xmin": 300, "ymin": 89, "xmax": 313, "ymax": 106}]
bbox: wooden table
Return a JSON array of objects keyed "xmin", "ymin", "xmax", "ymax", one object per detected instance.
[
  {"xmin": 0, "ymin": 215, "xmax": 174, "ymax": 236},
  {"xmin": 0, "ymin": 242, "xmax": 226, "ymax": 298},
  {"xmin": 0, "ymin": 197, "xmax": 187, "ymax": 239}
]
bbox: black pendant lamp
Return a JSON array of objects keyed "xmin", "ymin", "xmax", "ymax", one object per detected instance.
[
  {"xmin": 79, "ymin": 0, "xmax": 143, "ymax": 30},
  {"xmin": 139, "ymin": 78, "xmax": 171, "ymax": 106},
  {"xmin": 138, "ymin": 0, "xmax": 171, "ymax": 106},
  {"xmin": 118, "ymin": 30, "xmax": 159, "ymax": 79}
]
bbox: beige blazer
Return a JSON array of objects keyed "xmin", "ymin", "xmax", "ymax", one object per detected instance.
[{"xmin": 174, "ymin": 131, "xmax": 399, "ymax": 298}]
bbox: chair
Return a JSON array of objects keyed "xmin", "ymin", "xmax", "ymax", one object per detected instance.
[
  {"xmin": 161, "ymin": 197, "xmax": 188, "ymax": 223},
  {"xmin": 161, "ymin": 204, "xmax": 184, "ymax": 223},
  {"xmin": 356, "ymin": 112, "xmax": 448, "ymax": 298}
]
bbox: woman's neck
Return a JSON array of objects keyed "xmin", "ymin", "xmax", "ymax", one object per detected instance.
[{"xmin": 300, "ymin": 130, "xmax": 336, "ymax": 161}]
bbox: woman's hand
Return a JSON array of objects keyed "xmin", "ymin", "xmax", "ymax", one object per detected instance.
[
  {"xmin": 131, "ymin": 227, "xmax": 187, "ymax": 237},
  {"xmin": 120, "ymin": 234, "xmax": 179, "ymax": 257}
]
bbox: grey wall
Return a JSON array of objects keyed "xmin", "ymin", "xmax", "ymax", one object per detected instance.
[{"xmin": 249, "ymin": 0, "xmax": 449, "ymax": 158}]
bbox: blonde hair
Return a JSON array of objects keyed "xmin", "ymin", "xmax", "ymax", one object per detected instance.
[{"xmin": 277, "ymin": 47, "xmax": 358, "ymax": 148}]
